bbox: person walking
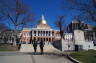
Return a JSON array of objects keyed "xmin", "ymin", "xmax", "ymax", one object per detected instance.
[
  {"xmin": 33, "ymin": 40, "xmax": 38, "ymax": 53},
  {"xmin": 39, "ymin": 40, "xmax": 45, "ymax": 54}
]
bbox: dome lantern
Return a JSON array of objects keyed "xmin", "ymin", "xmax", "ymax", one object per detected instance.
[{"xmin": 39, "ymin": 14, "xmax": 47, "ymax": 24}]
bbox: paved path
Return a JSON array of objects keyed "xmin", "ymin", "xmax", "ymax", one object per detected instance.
[
  {"xmin": 0, "ymin": 55, "xmax": 32, "ymax": 63},
  {"xmin": 31, "ymin": 55, "xmax": 73, "ymax": 63},
  {"xmin": 0, "ymin": 52, "xmax": 73, "ymax": 63}
]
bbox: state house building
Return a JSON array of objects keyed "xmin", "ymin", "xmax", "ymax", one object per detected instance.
[
  {"xmin": 21, "ymin": 15, "xmax": 61, "ymax": 43},
  {"xmin": 21, "ymin": 15, "xmax": 96, "ymax": 44},
  {"xmin": 21, "ymin": 15, "xmax": 96, "ymax": 51}
]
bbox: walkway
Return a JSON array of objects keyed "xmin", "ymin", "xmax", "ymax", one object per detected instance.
[{"xmin": 0, "ymin": 52, "xmax": 73, "ymax": 63}]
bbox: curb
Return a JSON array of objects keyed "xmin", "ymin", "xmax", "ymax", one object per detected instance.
[{"xmin": 67, "ymin": 54, "xmax": 81, "ymax": 63}]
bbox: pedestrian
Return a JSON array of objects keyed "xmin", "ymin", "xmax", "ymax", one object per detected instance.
[
  {"xmin": 33, "ymin": 40, "xmax": 37, "ymax": 53},
  {"xmin": 30, "ymin": 38, "xmax": 32, "ymax": 44},
  {"xmin": 39, "ymin": 40, "xmax": 45, "ymax": 54}
]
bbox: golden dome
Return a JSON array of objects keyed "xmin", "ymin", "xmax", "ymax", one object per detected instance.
[{"xmin": 39, "ymin": 15, "xmax": 47, "ymax": 24}]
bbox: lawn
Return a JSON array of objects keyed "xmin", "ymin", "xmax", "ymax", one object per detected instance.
[
  {"xmin": 71, "ymin": 50, "xmax": 96, "ymax": 63},
  {"xmin": 0, "ymin": 44, "xmax": 19, "ymax": 51}
]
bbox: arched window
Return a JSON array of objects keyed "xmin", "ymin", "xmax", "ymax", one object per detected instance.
[
  {"xmin": 49, "ymin": 38, "xmax": 51, "ymax": 42},
  {"xmin": 34, "ymin": 31, "xmax": 36, "ymax": 36},
  {"xmin": 24, "ymin": 32, "xmax": 28, "ymax": 37},
  {"xmin": 24, "ymin": 32, "xmax": 28, "ymax": 41},
  {"xmin": 34, "ymin": 37, "xmax": 36, "ymax": 40},
  {"xmin": 46, "ymin": 38, "xmax": 48, "ymax": 41},
  {"xmin": 44, "ymin": 38, "xmax": 46, "ymax": 41}
]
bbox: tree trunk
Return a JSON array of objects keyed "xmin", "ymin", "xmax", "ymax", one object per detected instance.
[{"xmin": 13, "ymin": 25, "xmax": 18, "ymax": 46}]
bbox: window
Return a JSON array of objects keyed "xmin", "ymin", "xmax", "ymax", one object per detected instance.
[
  {"xmin": 24, "ymin": 32, "xmax": 28, "ymax": 37},
  {"xmin": 89, "ymin": 45, "xmax": 90, "ymax": 48}
]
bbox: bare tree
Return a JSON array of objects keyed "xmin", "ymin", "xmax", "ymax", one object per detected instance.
[
  {"xmin": 0, "ymin": 24, "xmax": 10, "ymax": 32},
  {"xmin": 62, "ymin": 0, "xmax": 96, "ymax": 22},
  {"xmin": 73, "ymin": 16, "xmax": 86, "ymax": 30},
  {"xmin": 0, "ymin": 0, "xmax": 34, "ymax": 29},
  {"xmin": 0, "ymin": 0, "xmax": 34, "ymax": 45},
  {"xmin": 0, "ymin": 23, "xmax": 10, "ymax": 44},
  {"xmin": 55, "ymin": 16, "xmax": 65, "ymax": 39}
]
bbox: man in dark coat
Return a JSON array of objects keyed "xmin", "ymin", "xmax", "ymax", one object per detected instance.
[
  {"xmin": 39, "ymin": 40, "xmax": 45, "ymax": 54},
  {"xmin": 33, "ymin": 40, "xmax": 38, "ymax": 53}
]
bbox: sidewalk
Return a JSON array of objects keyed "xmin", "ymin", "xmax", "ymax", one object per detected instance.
[{"xmin": 0, "ymin": 52, "xmax": 73, "ymax": 63}]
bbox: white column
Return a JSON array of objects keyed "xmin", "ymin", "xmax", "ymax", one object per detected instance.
[
  {"xmin": 48, "ymin": 31, "xmax": 49, "ymax": 36},
  {"xmin": 37, "ymin": 30, "xmax": 38, "ymax": 36},
  {"xmin": 39, "ymin": 30, "xmax": 41, "ymax": 36},
  {"xmin": 50, "ymin": 31, "xmax": 52, "ymax": 36},
  {"xmin": 38, "ymin": 30, "xmax": 39, "ymax": 36},
  {"xmin": 45, "ymin": 31, "xmax": 46, "ymax": 36},
  {"xmin": 42, "ymin": 31, "xmax": 43, "ymax": 36},
  {"xmin": 32, "ymin": 30, "xmax": 34, "ymax": 36},
  {"xmin": 43, "ymin": 31, "xmax": 44, "ymax": 36},
  {"xmin": 51, "ymin": 31, "xmax": 54, "ymax": 36},
  {"xmin": 39, "ymin": 31, "xmax": 40, "ymax": 36},
  {"xmin": 47, "ymin": 31, "xmax": 48, "ymax": 36},
  {"xmin": 40, "ymin": 31, "xmax": 42, "ymax": 36},
  {"xmin": 36, "ymin": 30, "xmax": 37, "ymax": 36}
]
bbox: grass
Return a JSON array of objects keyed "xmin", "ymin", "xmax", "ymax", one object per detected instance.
[
  {"xmin": 0, "ymin": 47, "xmax": 12, "ymax": 51},
  {"xmin": 71, "ymin": 50, "xmax": 96, "ymax": 63},
  {"xmin": 0, "ymin": 44, "xmax": 19, "ymax": 51}
]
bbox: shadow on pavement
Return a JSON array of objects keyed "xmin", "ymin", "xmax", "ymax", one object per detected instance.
[{"xmin": 0, "ymin": 52, "xmax": 66, "ymax": 57}]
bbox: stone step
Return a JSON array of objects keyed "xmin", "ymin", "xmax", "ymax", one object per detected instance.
[
  {"xmin": 20, "ymin": 44, "xmax": 34, "ymax": 52},
  {"xmin": 20, "ymin": 44, "xmax": 61, "ymax": 53}
]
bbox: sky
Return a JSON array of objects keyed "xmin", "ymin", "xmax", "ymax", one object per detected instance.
[
  {"xmin": 23, "ymin": 0, "xmax": 72, "ymax": 29},
  {"xmin": 23, "ymin": 0, "xmax": 96, "ymax": 29},
  {"xmin": 2, "ymin": 0, "xmax": 96, "ymax": 30}
]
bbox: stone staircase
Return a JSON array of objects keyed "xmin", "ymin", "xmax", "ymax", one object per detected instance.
[
  {"xmin": 20, "ymin": 43, "xmax": 61, "ymax": 53},
  {"xmin": 20, "ymin": 44, "xmax": 34, "ymax": 52}
]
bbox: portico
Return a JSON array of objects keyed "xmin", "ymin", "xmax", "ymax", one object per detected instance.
[{"xmin": 31, "ymin": 29, "xmax": 55, "ymax": 42}]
